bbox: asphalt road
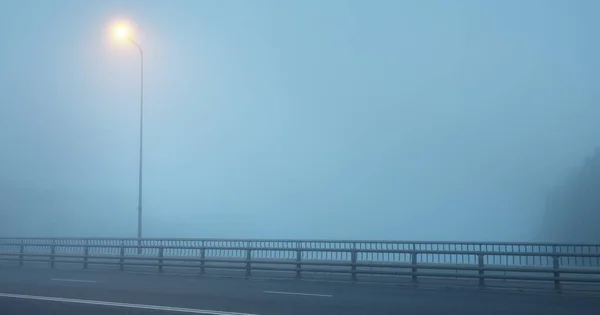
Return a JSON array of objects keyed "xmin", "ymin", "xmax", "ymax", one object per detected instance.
[{"xmin": 1, "ymin": 267, "xmax": 600, "ymax": 315}]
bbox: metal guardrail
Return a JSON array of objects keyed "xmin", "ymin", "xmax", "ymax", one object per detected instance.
[
  {"xmin": 1, "ymin": 238, "xmax": 600, "ymax": 292},
  {"xmin": 3, "ymin": 238, "xmax": 600, "ymax": 266}
]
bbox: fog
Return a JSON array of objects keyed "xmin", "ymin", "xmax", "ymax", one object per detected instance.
[{"xmin": 0, "ymin": 0, "xmax": 598, "ymax": 241}]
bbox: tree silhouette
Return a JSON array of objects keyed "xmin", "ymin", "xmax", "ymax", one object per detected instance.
[{"xmin": 542, "ymin": 148, "xmax": 600, "ymax": 242}]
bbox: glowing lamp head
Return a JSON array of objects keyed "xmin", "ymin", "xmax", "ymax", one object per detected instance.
[{"xmin": 114, "ymin": 24, "xmax": 130, "ymax": 39}]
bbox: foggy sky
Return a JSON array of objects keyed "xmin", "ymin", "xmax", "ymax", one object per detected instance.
[{"xmin": 1, "ymin": 0, "xmax": 599, "ymax": 241}]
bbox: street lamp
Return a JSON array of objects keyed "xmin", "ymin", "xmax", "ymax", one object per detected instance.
[{"xmin": 114, "ymin": 24, "xmax": 144, "ymax": 249}]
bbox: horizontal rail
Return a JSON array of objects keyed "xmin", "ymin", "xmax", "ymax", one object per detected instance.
[
  {"xmin": 2, "ymin": 254, "xmax": 599, "ymax": 283},
  {"xmin": 3, "ymin": 237, "xmax": 600, "ymax": 247},
  {"xmin": 2, "ymin": 252, "xmax": 599, "ymax": 274},
  {"xmin": 1, "ymin": 244, "xmax": 600, "ymax": 257}
]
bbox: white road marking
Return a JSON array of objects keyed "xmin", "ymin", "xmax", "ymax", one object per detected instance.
[
  {"xmin": 0, "ymin": 293, "xmax": 258, "ymax": 315},
  {"xmin": 51, "ymin": 278, "xmax": 97, "ymax": 283},
  {"xmin": 121, "ymin": 271, "xmax": 156, "ymax": 275},
  {"xmin": 263, "ymin": 290, "xmax": 333, "ymax": 298}
]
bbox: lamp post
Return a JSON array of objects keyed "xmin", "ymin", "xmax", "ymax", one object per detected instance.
[{"xmin": 115, "ymin": 25, "xmax": 144, "ymax": 251}]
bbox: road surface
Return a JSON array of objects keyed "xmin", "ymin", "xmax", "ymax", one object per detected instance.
[{"xmin": 0, "ymin": 266, "xmax": 599, "ymax": 314}]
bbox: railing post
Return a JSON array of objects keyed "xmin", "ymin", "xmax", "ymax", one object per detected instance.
[
  {"xmin": 245, "ymin": 241, "xmax": 252, "ymax": 278},
  {"xmin": 158, "ymin": 247, "xmax": 164, "ymax": 273},
  {"xmin": 351, "ymin": 242, "xmax": 357, "ymax": 282},
  {"xmin": 553, "ymin": 255, "xmax": 561, "ymax": 293},
  {"xmin": 296, "ymin": 241, "xmax": 302, "ymax": 279},
  {"xmin": 83, "ymin": 240, "xmax": 89, "ymax": 269},
  {"xmin": 50, "ymin": 244, "xmax": 56, "ymax": 269},
  {"xmin": 200, "ymin": 241, "xmax": 206, "ymax": 275},
  {"xmin": 478, "ymin": 254, "xmax": 485, "ymax": 288},
  {"xmin": 19, "ymin": 244, "xmax": 24, "ymax": 267},
  {"xmin": 119, "ymin": 243, "xmax": 125, "ymax": 271},
  {"xmin": 411, "ymin": 250, "xmax": 418, "ymax": 283}
]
